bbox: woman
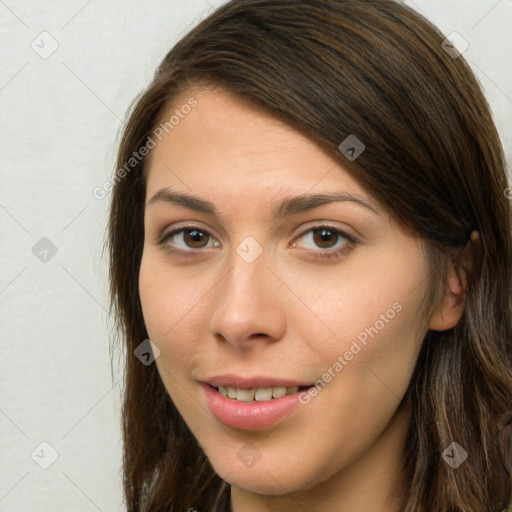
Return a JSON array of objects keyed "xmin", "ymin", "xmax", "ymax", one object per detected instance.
[{"xmin": 107, "ymin": 0, "xmax": 512, "ymax": 510}]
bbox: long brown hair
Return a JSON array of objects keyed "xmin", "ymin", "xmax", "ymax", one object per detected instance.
[{"xmin": 108, "ymin": 0, "xmax": 512, "ymax": 510}]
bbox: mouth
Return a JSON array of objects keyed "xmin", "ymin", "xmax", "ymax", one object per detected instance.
[
  {"xmin": 203, "ymin": 382, "xmax": 313, "ymax": 430},
  {"xmin": 206, "ymin": 383, "xmax": 311, "ymax": 403}
]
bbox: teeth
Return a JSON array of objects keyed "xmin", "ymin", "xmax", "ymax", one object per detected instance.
[
  {"xmin": 216, "ymin": 385, "xmax": 302, "ymax": 402},
  {"xmin": 272, "ymin": 386, "xmax": 287, "ymax": 398},
  {"xmin": 236, "ymin": 388, "xmax": 254, "ymax": 402},
  {"xmin": 254, "ymin": 387, "xmax": 272, "ymax": 401}
]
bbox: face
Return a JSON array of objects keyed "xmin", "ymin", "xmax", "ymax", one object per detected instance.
[{"xmin": 139, "ymin": 88, "xmax": 433, "ymax": 502}]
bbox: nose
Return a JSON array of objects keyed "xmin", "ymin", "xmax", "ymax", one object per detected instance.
[{"xmin": 209, "ymin": 245, "xmax": 287, "ymax": 349}]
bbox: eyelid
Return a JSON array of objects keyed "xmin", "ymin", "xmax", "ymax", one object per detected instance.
[
  {"xmin": 157, "ymin": 221, "xmax": 359, "ymax": 260},
  {"xmin": 157, "ymin": 221, "xmax": 356, "ymax": 244},
  {"xmin": 290, "ymin": 220, "xmax": 358, "ymax": 244},
  {"xmin": 156, "ymin": 222, "xmax": 219, "ymax": 248},
  {"xmin": 156, "ymin": 221, "xmax": 219, "ymax": 244},
  {"xmin": 288, "ymin": 224, "xmax": 358, "ymax": 261}
]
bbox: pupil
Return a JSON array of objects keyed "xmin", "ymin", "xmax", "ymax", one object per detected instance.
[
  {"xmin": 186, "ymin": 229, "xmax": 207, "ymax": 247},
  {"xmin": 314, "ymin": 228, "xmax": 337, "ymax": 248}
]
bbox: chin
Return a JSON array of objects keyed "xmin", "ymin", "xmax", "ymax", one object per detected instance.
[
  {"xmin": 226, "ymin": 471, "xmax": 299, "ymax": 495},
  {"xmin": 208, "ymin": 448, "xmax": 325, "ymax": 496}
]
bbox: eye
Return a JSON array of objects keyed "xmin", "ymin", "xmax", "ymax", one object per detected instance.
[
  {"xmin": 291, "ymin": 225, "xmax": 357, "ymax": 259},
  {"xmin": 157, "ymin": 224, "xmax": 220, "ymax": 253},
  {"xmin": 157, "ymin": 223, "xmax": 358, "ymax": 261}
]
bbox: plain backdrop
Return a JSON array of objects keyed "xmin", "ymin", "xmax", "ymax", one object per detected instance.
[{"xmin": 0, "ymin": 1, "xmax": 511, "ymax": 511}]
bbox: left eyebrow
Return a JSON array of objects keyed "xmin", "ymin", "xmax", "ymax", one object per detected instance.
[
  {"xmin": 145, "ymin": 188, "xmax": 381, "ymax": 216},
  {"xmin": 273, "ymin": 191, "xmax": 381, "ymax": 217}
]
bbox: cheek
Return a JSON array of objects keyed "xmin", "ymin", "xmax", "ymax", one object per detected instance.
[
  {"xmin": 139, "ymin": 252, "xmax": 201, "ymax": 338},
  {"xmin": 294, "ymin": 251, "xmax": 426, "ymax": 408},
  {"xmin": 138, "ymin": 256, "xmax": 169, "ymax": 337},
  {"xmin": 138, "ymin": 252, "xmax": 217, "ymax": 377},
  {"xmin": 294, "ymin": 267, "xmax": 422, "ymax": 362}
]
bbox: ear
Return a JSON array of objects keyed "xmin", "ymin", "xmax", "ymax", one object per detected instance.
[
  {"xmin": 429, "ymin": 230, "xmax": 481, "ymax": 332},
  {"xmin": 428, "ymin": 257, "xmax": 468, "ymax": 332}
]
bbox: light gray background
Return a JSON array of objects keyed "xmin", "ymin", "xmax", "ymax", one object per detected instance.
[{"xmin": 1, "ymin": 1, "xmax": 511, "ymax": 511}]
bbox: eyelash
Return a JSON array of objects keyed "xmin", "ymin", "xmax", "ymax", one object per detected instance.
[{"xmin": 156, "ymin": 222, "xmax": 358, "ymax": 261}]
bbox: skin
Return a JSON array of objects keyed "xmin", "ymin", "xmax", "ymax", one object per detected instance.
[{"xmin": 138, "ymin": 87, "xmax": 466, "ymax": 512}]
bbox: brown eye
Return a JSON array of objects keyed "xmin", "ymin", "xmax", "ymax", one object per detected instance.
[
  {"xmin": 291, "ymin": 224, "xmax": 358, "ymax": 261},
  {"xmin": 182, "ymin": 229, "xmax": 209, "ymax": 248},
  {"xmin": 158, "ymin": 226, "xmax": 220, "ymax": 253},
  {"xmin": 312, "ymin": 228, "xmax": 339, "ymax": 249},
  {"xmin": 300, "ymin": 226, "xmax": 348, "ymax": 250}
]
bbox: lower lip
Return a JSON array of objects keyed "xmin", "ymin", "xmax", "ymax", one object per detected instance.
[{"xmin": 203, "ymin": 383, "xmax": 303, "ymax": 430}]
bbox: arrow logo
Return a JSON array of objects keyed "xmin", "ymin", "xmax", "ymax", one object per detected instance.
[
  {"xmin": 441, "ymin": 441, "xmax": 468, "ymax": 468},
  {"xmin": 338, "ymin": 134, "xmax": 365, "ymax": 161},
  {"xmin": 236, "ymin": 236, "xmax": 263, "ymax": 263},
  {"xmin": 31, "ymin": 441, "xmax": 59, "ymax": 469},
  {"xmin": 236, "ymin": 443, "xmax": 262, "ymax": 468},
  {"xmin": 134, "ymin": 339, "xmax": 161, "ymax": 365},
  {"xmin": 32, "ymin": 237, "xmax": 58, "ymax": 263},
  {"xmin": 441, "ymin": 32, "xmax": 468, "ymax": 59}
]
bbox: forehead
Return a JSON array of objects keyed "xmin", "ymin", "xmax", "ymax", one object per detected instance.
[{"xmin": 145, "ymin": 88, "xmax": 369, "ymax": 204}]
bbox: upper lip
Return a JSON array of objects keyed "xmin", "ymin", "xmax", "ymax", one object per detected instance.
[{"xmin": 204, "ymin": 374, "xmax": 313, "ymax": 389}]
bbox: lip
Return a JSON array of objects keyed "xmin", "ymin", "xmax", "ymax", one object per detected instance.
[
  {"xmin": 204, "ymin": 374, "xmax": 312, "ymax": 389},
  {"xmin": 203, "ymin": 383, "xmax": 306, "ymax": 430}
]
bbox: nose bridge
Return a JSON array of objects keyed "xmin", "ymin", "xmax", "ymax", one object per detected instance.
[
  {"xmin": 225, "ymin": 235, "xmax": 271, "ymax": 314},
  {"xmin": 209, "ymin": 234, "xmax": 286, "ymax": 344},
  {"xmin": 234, "ymin": 234, "xmax": 265, "ymax": 267}
]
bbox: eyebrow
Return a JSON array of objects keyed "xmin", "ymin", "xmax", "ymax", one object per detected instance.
[{"xmin": 146, "ymin": 187, "xmax": 381, "ymax": 217}]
